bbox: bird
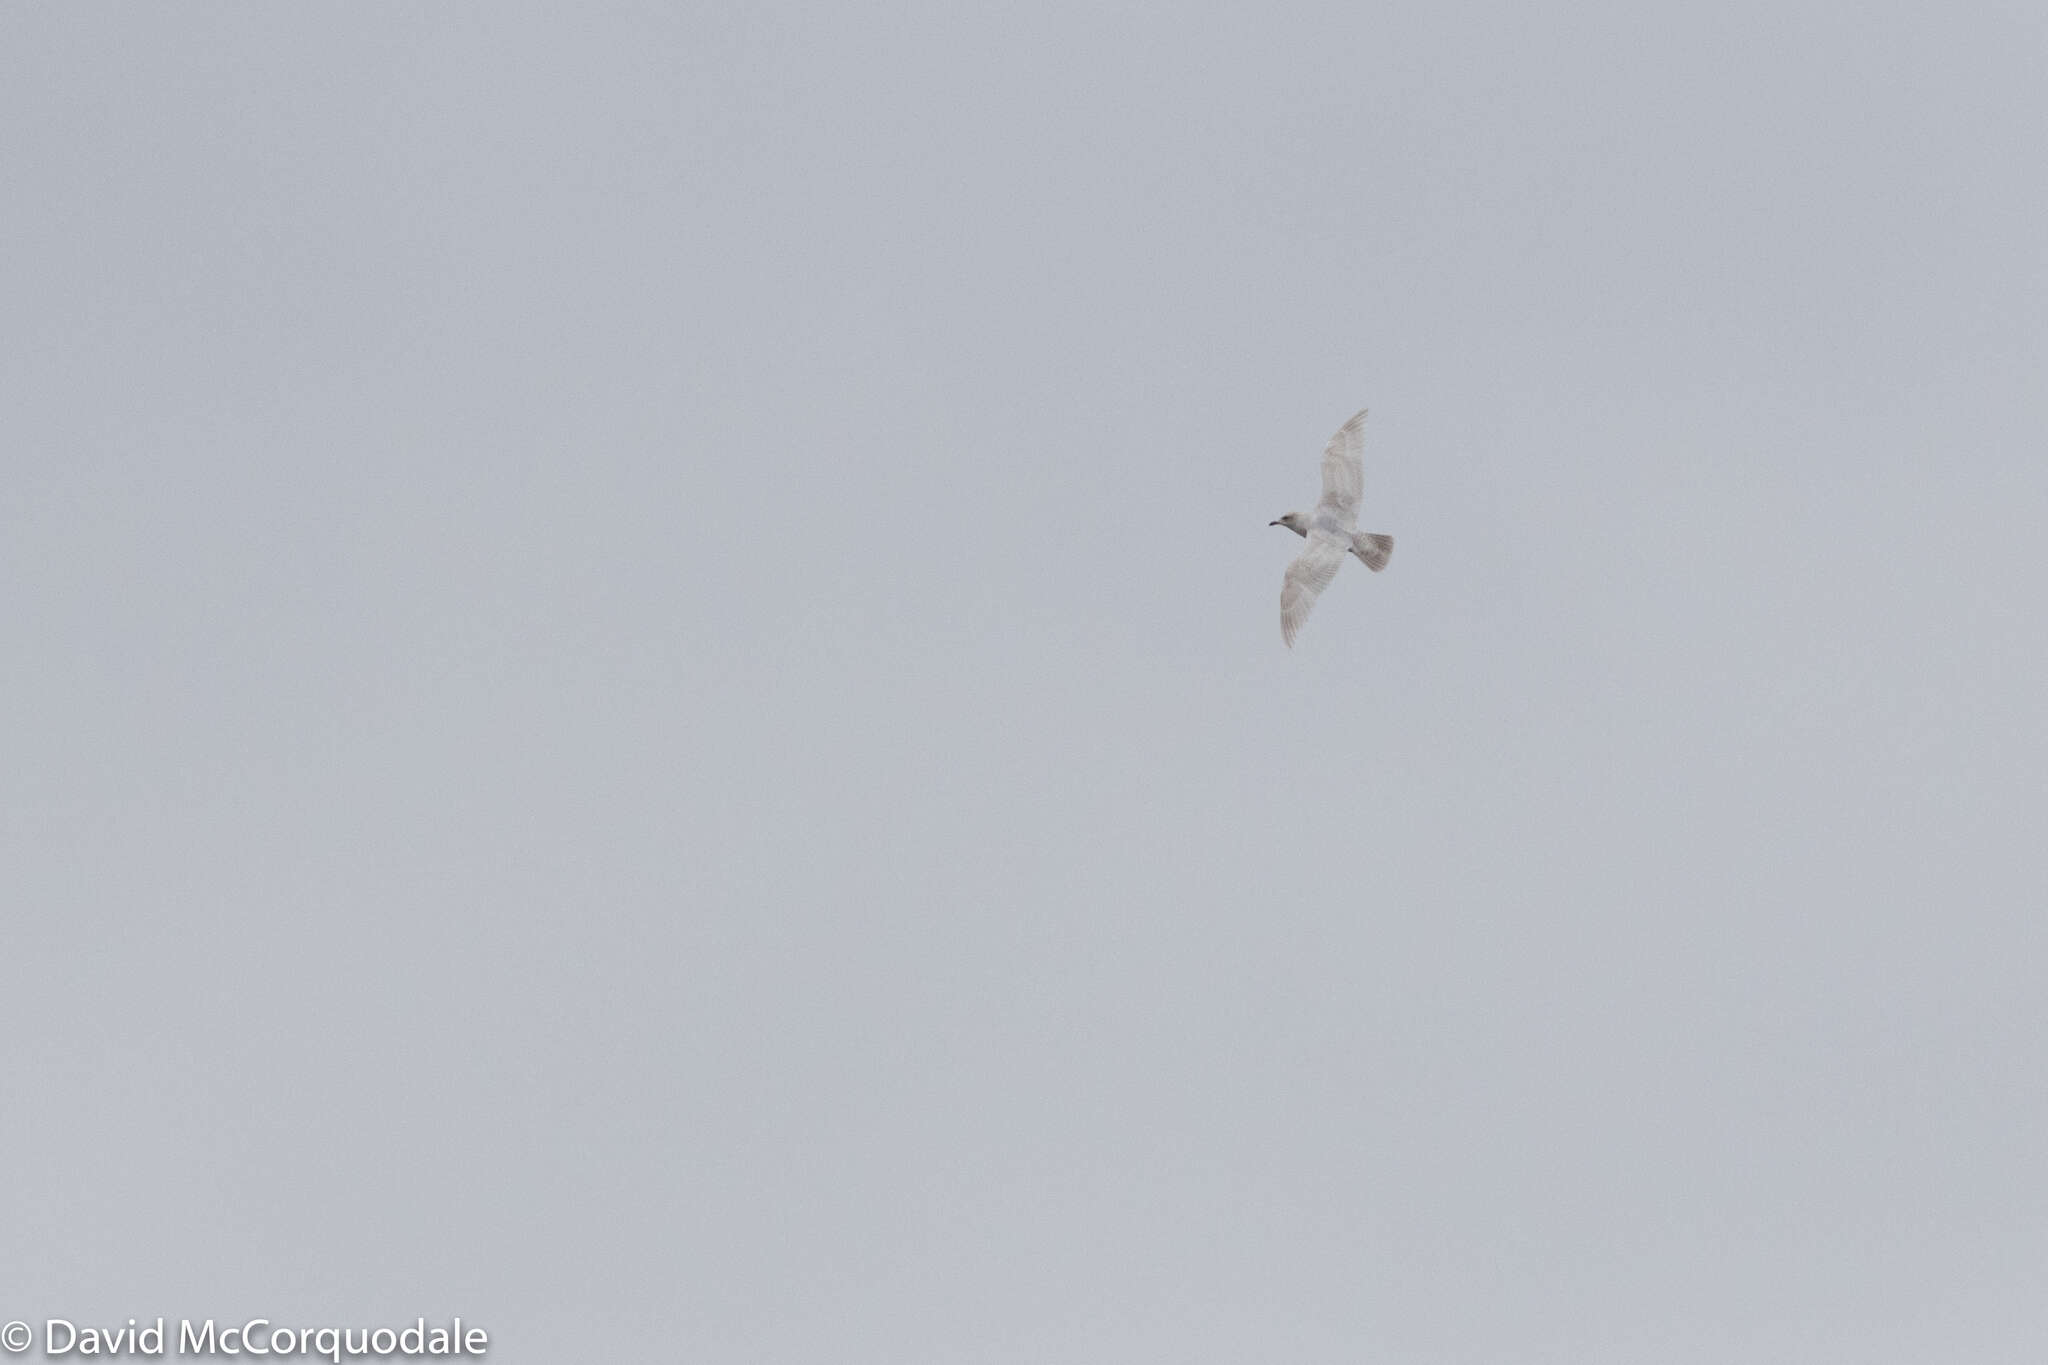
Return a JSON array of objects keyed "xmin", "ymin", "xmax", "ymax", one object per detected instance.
[{"xmin": 1270, "ymin": 409, "xmax": 1393, "ymax": 647}]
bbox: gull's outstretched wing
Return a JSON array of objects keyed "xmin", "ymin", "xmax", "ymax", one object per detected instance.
[
  {"xmin": 1280, "ymin": 529, "xmax": 1350, "ymax": 647},
  {"xmin": 1316, "ymin": 408, "xmax": 1368, "ymax": 527}
]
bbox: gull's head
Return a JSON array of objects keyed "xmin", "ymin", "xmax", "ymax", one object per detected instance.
[{"xmin": 1270, "ymin": 512, "xmax": 1309, "ymax": 534}]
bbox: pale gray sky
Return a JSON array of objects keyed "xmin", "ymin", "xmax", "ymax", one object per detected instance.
[{"xmin": 5, "ymin": 3, "xmax": 2046, "ymax": 1361}]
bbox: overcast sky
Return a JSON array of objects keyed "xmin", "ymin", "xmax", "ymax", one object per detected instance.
[{"xmin": 4, "ymin": 3, "xmax": 2046, "ymax": 1361}]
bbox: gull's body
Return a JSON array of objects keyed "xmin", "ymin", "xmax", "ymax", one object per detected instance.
[{"xmin": 1271, "ymin": 409, "xmax": 1393, "ymax": 647}]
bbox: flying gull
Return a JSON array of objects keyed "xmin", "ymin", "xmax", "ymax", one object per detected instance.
[{"xmin": 1270, "ymin": 409, "xmax": 1393, "ymax": 647}]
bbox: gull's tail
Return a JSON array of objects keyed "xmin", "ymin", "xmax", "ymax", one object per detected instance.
[{"xmin": 1351, "ymin": 532, "xmax": 1394, "ymax": 572}]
